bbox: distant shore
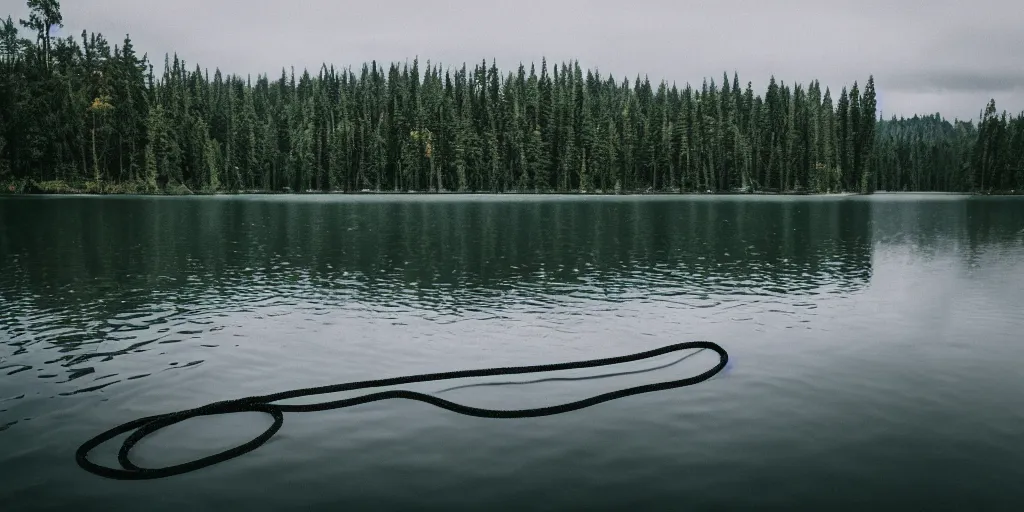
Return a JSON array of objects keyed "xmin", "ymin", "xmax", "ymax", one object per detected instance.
[
  {"xmin": 1, "ymin": 180, "xmax": 1019, "ymax": 197},
  {"xmin": 0, "ymin": 181, "xmax": 848, "ymax": 197}
]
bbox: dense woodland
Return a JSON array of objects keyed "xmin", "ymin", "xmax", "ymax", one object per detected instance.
[{"xmin": 2, "ymin": 1, "xmax": 1022, "ymax": 195}]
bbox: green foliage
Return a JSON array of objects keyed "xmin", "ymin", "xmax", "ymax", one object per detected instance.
[{"xmin": 1, "ymin": 1, "xmax": 1022, "ymax": 195}]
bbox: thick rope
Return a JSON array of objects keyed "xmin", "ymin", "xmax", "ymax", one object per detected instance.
[{"xmin": 75, "ymin": 341, "xmax": 728, "ymax": 480}]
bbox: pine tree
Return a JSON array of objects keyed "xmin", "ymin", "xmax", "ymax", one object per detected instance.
[
  {"xmin": 0, "ymin": 0, "xmax": 1017, "ymax": 196},
  {"xmin": 859, "ymin": 76, "xmax": 877, "ymax": 193},
  {"xmin": 836, "ymin": 87, "xmax": 851, "ymax": 190}
]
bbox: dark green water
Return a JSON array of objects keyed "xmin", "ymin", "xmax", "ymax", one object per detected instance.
[{"xmin": 1, "ymin": 194, "xmax": 1023, "ymax": 511}]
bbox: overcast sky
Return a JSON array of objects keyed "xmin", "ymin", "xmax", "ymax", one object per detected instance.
[{"xmin": 5, "ymin": 0, "xmax": 1022, "ymax": 121}]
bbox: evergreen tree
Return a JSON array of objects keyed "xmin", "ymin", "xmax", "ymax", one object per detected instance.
[
  {"xmin": 859, "ymin": 76, "xmax": 878, "ymax": 192},
  {"xmin": 1, "ymin": 0, "xmax": 1019, "ymax": 196}
]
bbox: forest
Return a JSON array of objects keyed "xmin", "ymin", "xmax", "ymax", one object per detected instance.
[{"xmin": 2, "ymin": 1, "xmax": 1023, "ymax": 195}]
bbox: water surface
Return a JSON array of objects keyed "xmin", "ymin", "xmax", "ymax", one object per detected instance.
[{"xmin": 2, "ymin": 194, "xmax": 1023, "ymax": 510}]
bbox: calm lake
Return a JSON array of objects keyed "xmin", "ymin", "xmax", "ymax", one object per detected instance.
[{"xmin": 1, "ymin": 194, "xmax": 1023, "ymax": 510}]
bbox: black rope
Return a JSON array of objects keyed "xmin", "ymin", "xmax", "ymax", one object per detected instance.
[{"xmin": 75, "ymin": 341, "xmax": 728, "ymax": 480}]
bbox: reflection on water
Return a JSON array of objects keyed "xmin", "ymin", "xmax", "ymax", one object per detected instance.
[
  {"xmin": 1, "ymin": 194, "xmax": 1023, "ymax": 510},
  {"xmin": 0, "ymin": 196, "xmax": 876, "ymax": 391}
]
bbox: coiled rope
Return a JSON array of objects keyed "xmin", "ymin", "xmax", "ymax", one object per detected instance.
[{"xmin": 76, "ymin": 341, "xmax": 728, "ymax": 480}]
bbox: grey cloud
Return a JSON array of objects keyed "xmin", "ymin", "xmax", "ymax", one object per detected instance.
[
  {"xmin": 5, "ymin": 0, "xmax": 1022, "ymax": 121},
  {"xmin": 887, "ymin": 70, "xmax": 1024, "ymax": 94}
]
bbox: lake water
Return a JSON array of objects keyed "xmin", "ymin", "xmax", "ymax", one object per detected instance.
[{"xmin": 1, "ymin": 194, "xmax": 1023, "ymax": 510}]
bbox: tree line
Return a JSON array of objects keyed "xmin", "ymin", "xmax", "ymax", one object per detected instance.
[{"xmin": 2, "ymin": 1, "xmax": 1022, "ymax": 195}]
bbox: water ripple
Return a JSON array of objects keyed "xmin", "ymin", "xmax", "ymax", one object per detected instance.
[{"xmin": 2, "ymin": 196, "xmax": 1023, "ymax": 512}]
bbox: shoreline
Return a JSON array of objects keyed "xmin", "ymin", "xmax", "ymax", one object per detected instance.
[
  {"xmin": 2, "ymin": 181, "xmax": 1019, "ymax": 198},
  {"xmin": 1, "ymin": 188, "xmax": 858, "ymax": 197},
  {"xmin": 3, "ymin": 190, "xmax": 1021, "ymax": 198}
]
